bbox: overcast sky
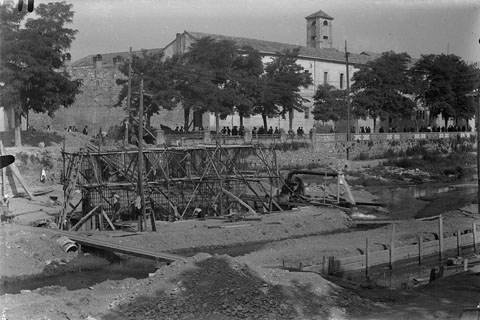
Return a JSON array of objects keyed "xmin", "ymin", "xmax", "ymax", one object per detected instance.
[{"xmin": 35, "ymin": 0, "xmax": 480, "ymax": 64}]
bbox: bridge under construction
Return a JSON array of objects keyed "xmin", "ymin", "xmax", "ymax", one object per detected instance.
[{"xmin": 58, "ymin": 144, "xmax": 283, "ymax": 231}]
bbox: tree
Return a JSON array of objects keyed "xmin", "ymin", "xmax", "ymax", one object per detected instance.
[
  {"xmin": 175, "ymin": 37, "xmax": 246, "ymax": 133},
  {"xmin": 411, "ymin": 54, "xmax": 480, "ymax": 127},
  {"xmin": 115, "ymin": 50, "xmax": 180, "ymax": 136},
  {"xmin": 351, "ymin": 51, "xmax": 416, "ymax": 132},
  {"xmin": 231, "ymin": 46, "xmax": 264, "ymax": 127},
  {"xmin": 257, "ymin": 48, "xmax": 312, "ymax": 131},
  {"xmin": 0, "ymin": 1, "xmax": 81, "ymax": 146},
  {"xmin": 312, "ymin": 84, "xmax": 347, "ymax": 126}
]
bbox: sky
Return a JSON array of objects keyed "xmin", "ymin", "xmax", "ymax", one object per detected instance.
[{"xmin": 33, "ymin": 0, "xmax": 480, "ymax": 64}]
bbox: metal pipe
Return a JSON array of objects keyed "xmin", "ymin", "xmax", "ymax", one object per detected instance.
[{"xmin": 286, "ymin": 169, "xmax": 338, "ymax": 180}]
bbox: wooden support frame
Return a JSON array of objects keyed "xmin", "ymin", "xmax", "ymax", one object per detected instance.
[{"xmin": 61, "ymin": 145, "xmax": 280, "ymax": 228}]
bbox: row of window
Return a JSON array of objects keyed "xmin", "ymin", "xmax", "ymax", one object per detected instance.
[
  {"xmin": 311, "ymin": 20, "xmax": 329, "ymax": 26},
  {"xmin": 321, "ymin": 72, "xmax": 344, "ymax": 89},
  {"xmin": 311, "ymin": 35, "xmax": 329, "ymax": 40}
]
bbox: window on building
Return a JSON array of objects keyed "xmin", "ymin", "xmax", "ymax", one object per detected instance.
[
  {"xmin": 340, "ymin": 73, "xmax": 344, "ymax": 89},
  {"xmin": 323, "ymin": 20, "xmax": 328, "ymax": 26},
  {"xmin": 304, "ymin": 107, "xmax": 310, "ymax": 119},
  {"xmin": 311, "ymin": 35, "xmax": 316, "ymax": 40},
  {"xmin": 323, "ymin": 72, "xmax": 328, "ymax": 85},
  {"xmin": 312, "ymin": 21, "xmax": 316, "ymax": 26},
  {"xmin": 323, "ymin": 36, "xmax": 328, "ymax": 40}
]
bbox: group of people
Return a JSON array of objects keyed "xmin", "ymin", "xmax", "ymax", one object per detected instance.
[
  {"xmin": 252, "ymin": 126, "xmax": 280, "ymax": 135},
  {"xmin": 65, "ymin": 125, "xmax": 79, "ymax": 133},
  {"xmin": 219, "ymin": 125, "xmax": 310, "ymax": 136},
  {"xmin": 419, "ymin": 125, "xmax": 472, "ymax": 133},
  {"xmin": 221, "ymin": 126, "xmax": 246, "ymax": 136}
]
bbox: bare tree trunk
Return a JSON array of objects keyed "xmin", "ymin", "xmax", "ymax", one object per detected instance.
[
  {"xmin": 288, "ymin": 110, "xmax": 294, "ymax": 132},
  {"xmin": 262, "ymin": 114, "xmax": 267, "ymax": 131},
  {"xmin": 184, "ymin": 108, "xmax": 190, "ymax": 131},
  {"xmin": 14, "ymin": 111, "xmax": 22, "ymax": 147},
  {"xmin": 215, "ymin": 112, "xmax": 220, "ymax": 135}
]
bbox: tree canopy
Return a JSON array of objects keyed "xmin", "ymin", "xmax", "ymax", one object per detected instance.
[
  {"xmin": 173, "ymin": 37, "xmax": 249, "ymax": 132},
  {"xmin": 351, "ymin": 51, "xmax": 416, "ymax": 131},
  {"xmin": 411, "ymin": 53, "xmax": 480, "ymax": 127},
  {"xmin": 259, "ymin": 48, "xmax": 312, "ymax": 130},
  {"xmin": 114, "ymin": 37, "xmax": 314, "ymax": 133},
  {"xmin": 0, "ymin": 0, "xmax": 81, "ymax": 145},
  {"xmin": 115, "ymin": 50, "xmax": 180, "ymax": 128},
  {"xmin": 312, "ymin": 83, "xmax": 347, "ymax": 124}
]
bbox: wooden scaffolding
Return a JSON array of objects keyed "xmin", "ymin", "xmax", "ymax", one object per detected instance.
[{"xmin": 58, "ymin": 144, "xmax": 282, "ymax": 230}]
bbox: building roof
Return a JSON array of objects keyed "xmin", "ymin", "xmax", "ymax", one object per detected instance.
[
  {"xmin": 185, "ymin": 31, "xmax": 374, "ymax": 65},
  {"xmin": 71, "ymin": 29, "xmax": 378, "ymax": 68},
  {"xmin": 71, "ymin": 48, "xmax": 163, "ymax": 68},
  {"xmin": 305, "ymin": 10, "xmax": 334, "ymax": 20}
]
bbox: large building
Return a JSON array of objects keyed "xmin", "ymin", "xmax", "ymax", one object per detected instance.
[
  {"xmin": 28, "ymin": 10, "xmax": 383, "ymax": 134},
  {"xmin": 161, "ymin": 28, "xmax": 375, "ymax": 132}
]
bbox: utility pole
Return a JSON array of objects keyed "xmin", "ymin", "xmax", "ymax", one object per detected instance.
[
  {"xmin": 477, "ymin": 94, "xmax": 479, "ymax": 216},
  {"xmin": 469, "ymin": 90, "xmax": 480, "ymax": 214},
  {"xmin": 138, "ymin": 76, "xmax": 145, "ymax": 230},
  {"xmin": 467, "ymin": 89, "xmax": 480, "ymax": 214},
  {"xmin": 345, "ymin": 40, "xmax": 351, "ymax": 142},
  {"xmin": 125, "ymin": 47, "xmax": 133, "ymax": 145}
]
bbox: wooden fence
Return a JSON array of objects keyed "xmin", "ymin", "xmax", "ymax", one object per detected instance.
[{"xmin": 304, "ymin": 216, "xmax": 479, "ymax": 279}]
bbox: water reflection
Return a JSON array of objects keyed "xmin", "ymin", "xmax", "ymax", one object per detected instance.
[{"xmin": 376, "ymin": 183, "xmax": 476, "ymax": 219}]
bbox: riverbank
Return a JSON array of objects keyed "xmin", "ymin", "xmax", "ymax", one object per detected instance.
[
  {"xmin": 2, "ymin": 191, "xmax": 480, "ymax": 319},
  {"xmin": 2, "ymin": 144, "xmax": 480, "ymax": 319}
]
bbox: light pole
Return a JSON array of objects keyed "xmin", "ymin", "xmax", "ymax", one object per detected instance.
[
  {"xmin": 467, "ymin": 89, "xmax": 480, "ymax": 214},
  {"xmin": 345, "ymin": 41, "xmax": 351, "ymax": 142}
]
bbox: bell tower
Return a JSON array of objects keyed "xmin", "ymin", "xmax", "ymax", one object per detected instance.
[{"xmin": 305, "ymin": 10, "xmax": 333, "ymax": 49}]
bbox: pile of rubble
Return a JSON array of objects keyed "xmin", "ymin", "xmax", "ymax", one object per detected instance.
[{"xmin": 107, "ymin": 253, "xmax": 376, "ymax": 320}]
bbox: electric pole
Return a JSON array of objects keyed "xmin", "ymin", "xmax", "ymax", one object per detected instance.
[
  {"xmin": 138, "ymin": 76, "xmax": 145, "ymax": 230},
  {"xmin": 467, "ymin": 89, "xmax": 480, "ymax": 215},
  {"xmin": 125, "ymin": 47, "xmax": 133, "ymax": 145},
  {"xmin": 345, "ymin": 40, "xmax": 351, "ymax": 142}
]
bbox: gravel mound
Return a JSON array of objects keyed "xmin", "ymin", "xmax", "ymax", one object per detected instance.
[{"xmin": 106, "ymin": 253, "xmax": 375, "ymax": 320}]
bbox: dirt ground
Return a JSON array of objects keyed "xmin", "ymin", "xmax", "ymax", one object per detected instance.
[{"xmin": 2, "ymin": 138, "xmax": 480, "ymax": 319}]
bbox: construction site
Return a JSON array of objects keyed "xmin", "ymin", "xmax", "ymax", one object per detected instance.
[
  {"xmin": 2, "ymin": 131, "xmax": 480, "ymax": 320},
  {"xmin": 60, "ymin": 143, "xmax": 289, "ymax": 231}
]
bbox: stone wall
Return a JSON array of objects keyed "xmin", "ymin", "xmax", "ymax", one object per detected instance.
[{"xmin": 29, "ymin": 65, "xmax": 126, "ymax": 132}]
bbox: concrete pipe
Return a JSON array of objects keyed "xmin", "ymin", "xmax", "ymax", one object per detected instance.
[{"xmin": 56, "ymin": 236, "xmax": 78, "ymax": 253}]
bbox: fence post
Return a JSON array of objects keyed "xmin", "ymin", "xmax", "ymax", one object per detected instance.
[
  {"xmin": 473, "ymin": 223, "xmax": 478, "ymax": 255},
  {"xmin": 390, "ymin": 223, "xmax": 396, "ymax": 270},
  {"xmin": 439, "ymin": 214, "xmax": 444, "ymax": 264},
  {"xmin": 365, "ymin": 237, "xmax": 370, "ymax": 279},
  {"xmin": 328, "ymin": 256, "xmax": 335, "ymax": 275},
  {"xmin": 457, "ymin": 229, "xmax": 462, "ymax": 257},
  {"xmin": 322, "ymin": 256, "xmax": 328, "ymax": 275},
  {"xmin": 418, "ymin": 236, "xmax": 423, "ymax": 267}
]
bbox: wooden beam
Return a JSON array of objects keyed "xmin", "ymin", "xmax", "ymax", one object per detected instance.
[
  {"xmin": 222, "ymin": 189, "xmax": 256, "ymax": 215},
  {"xmin": 439, "ymin": 214, "xmax": 444, "ymax": 264},
  {"xmin": 473, "ymin": 223, "xmax": 478, "ymax": 254},
  {"xmin": 418, "ymin": 236, "xmax": 423, "ymax": 267},
  {"xmin": 71, "ymin": 206, "xmax": 99, "ymax": 231},
  {"xmin": 390, "ymin": 223, "xmax": 396, "ymax": 270},
  {"xmin": 101, "ymin": 209, "xmax": 116, "ymax": 231}
]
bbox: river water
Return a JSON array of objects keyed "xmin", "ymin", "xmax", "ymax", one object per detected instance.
[{"xmin": 373, "ymin": 182, "xmax": 477, "ymax": 219}]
